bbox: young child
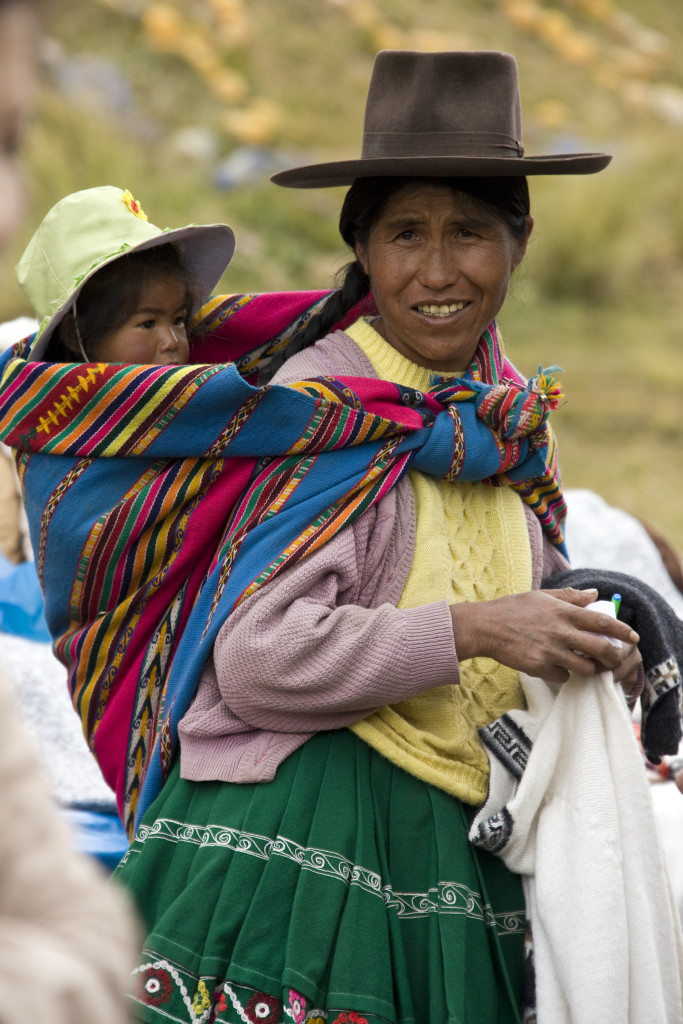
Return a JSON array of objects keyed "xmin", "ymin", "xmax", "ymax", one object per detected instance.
[{"xmin": 16, "ymin": 185, "xmax": 235, "ymax": 364}]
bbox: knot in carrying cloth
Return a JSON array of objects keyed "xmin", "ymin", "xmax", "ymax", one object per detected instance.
[{"xmin": 410, "ymin": 369, "xmax": 561, "ymax": 483}]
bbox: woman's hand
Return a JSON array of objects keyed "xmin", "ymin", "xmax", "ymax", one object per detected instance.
[
  {"xmin": 450, "ymin": 587, "xmax": 641, "ymax": 685},
  {"xmin": 611, "ymin": 641, "xmax": 642, "ymax": 698}
]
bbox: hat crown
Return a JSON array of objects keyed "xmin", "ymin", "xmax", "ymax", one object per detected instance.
[
  {"xmin": 362, "ymin": 50, "xmax": 523, "ymax": 156},
  {"xmin": 271, "ymin": 48, "xmax": 611, "ymax": 188},
  {"xmin": 16, "ymin": 186, "xmax": 163, "ymax": 327}
]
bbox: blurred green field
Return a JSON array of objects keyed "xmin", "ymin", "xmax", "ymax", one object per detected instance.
[{"xmin": 3, "ymin": 0, "xmax": 683, "ymax": 546}]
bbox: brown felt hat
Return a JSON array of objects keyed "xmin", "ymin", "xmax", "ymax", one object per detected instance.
[{"xmin": 271, "ymin": 50, "xmax": 611, "ymax": 188}]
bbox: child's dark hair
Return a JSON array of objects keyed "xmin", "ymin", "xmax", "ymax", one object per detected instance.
[
  {"xmin": 262, "ymin": 175, "xmax": 530, "ymax": 382},
  {"xmin": 48, "ymin": 243, "xmax": 203, "ymax": 361}
]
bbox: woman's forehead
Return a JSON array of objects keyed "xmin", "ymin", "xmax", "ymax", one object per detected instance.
[{"xmin": 376, "ymin": 182, "xmax": 496, "ymax": 224}]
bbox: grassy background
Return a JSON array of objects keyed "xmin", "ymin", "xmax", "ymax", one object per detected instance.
[{"xmin": 4, "ymin": 0, "xmax": 683, "ymax": 547}]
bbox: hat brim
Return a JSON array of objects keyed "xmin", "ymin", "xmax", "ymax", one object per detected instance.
[
  {"xmin": 28, "ymin": 223, "xmax": 235, "ymax": 362},
  {"xmin": 271, "ymin": 152, "xmax": 612, "ymax": 188}
]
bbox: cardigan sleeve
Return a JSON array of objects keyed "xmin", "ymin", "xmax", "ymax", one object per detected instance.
[
  {"xmin": 542, "ymin": 528, "xmax": 571, "ymax": 578},
  {"xmin": 210, "ymin": 492, "xmax": 460, "ymax": 733}
]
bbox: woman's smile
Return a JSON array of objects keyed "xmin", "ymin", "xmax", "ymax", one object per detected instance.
[
  {"xmin": 414, "ymin": 301, "xmax": 468, "ymax": 317},
  {"xmin": 356, "ymin": 182, "xmax": 532, "ymax": 371}
]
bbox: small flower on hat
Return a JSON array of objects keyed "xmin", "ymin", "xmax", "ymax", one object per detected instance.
[{"xmin": 122, "ymin": 189, "xmax": 148, "ymax": 221}]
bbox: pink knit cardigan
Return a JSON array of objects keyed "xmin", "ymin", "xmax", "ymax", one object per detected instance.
[{"xmin": 178, "ymin": 330, "xmax": 569, "ymax": 784}]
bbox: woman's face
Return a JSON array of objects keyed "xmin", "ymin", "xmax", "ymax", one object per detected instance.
[
  {"xmin": 356, "ymin": 182, "xmax": 533, "ymax": 371},
  {"xmin": 0, "ymin": 3, "xmax": 37, "ymax": 255}
]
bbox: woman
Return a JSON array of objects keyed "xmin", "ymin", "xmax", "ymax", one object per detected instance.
[{"xmin": 112, "ymin": 52, "xmax": 646, "ymax": 1023}]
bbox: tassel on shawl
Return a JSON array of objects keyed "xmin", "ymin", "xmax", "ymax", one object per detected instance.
[
  {"xmin": 429, "ymin": 366, "xmax": 564, "ymax": 443},
  {"xmin": 527, "ymin": 365, "xmax": 564, "ymax": 410},
  {"xmin": 477, "ymin": 366, "xmax": 564, "ymax": 441}
]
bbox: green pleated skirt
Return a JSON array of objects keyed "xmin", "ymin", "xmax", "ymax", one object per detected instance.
[{"xmin": 114, "ymin": 729, "xmax": 526, "ymax": 1024}]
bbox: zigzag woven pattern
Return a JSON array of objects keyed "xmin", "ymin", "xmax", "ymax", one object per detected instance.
[{"xmin": 0, "ymin": 293, "xmax": 565, "ymax": 836}]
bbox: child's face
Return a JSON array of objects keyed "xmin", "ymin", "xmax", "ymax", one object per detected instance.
[{"xmin": 88, "ymin": 276, "xmax": 190, "ymax": 366}]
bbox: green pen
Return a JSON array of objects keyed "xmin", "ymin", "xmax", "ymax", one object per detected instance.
[{"xmin": 611, "ymin": 593, "xmax": 621, "ymax": 617}]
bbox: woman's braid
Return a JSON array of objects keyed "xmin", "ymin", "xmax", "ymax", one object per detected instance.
[{"xmin": 260, "ymin": 259, "xmax": 370, "ymax": 382}]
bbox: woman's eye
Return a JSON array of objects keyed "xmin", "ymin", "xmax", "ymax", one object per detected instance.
[{"xmin": 397, "ymin": 230, "xmax": 417, "ymax": 241}]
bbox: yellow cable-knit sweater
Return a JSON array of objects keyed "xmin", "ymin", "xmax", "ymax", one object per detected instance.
[{"xmin": 347, "ymin": 319, "xmax": 532, "ymax": 805}]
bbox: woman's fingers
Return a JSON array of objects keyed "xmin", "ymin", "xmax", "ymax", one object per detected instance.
[
  {"xmin": 545, "ymin": 586, "xmax": 599, "ymax": 608},
  {"xmin": 611, "ymin": 642, "xmax": 641, "ymax": 682},
  {"xmin": 544, "ymin": 589, "xmax": 640, "ymax": 665},
  {"xmin": 450, "ymin": 590, "xmax": 642, "ymax": 684}
]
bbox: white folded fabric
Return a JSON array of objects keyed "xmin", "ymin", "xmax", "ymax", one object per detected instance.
[{"xmin": 470, "ymin": 669, "xmax": 683, "ymax": 1023}]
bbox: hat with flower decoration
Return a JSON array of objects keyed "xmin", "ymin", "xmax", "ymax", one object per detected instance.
[
  {"xmin": 17, "ymin": 186, "xmax": 236, "ymax": 361},
  {"xmin": 271, "ymin": 49, "xmax": 612, "ymax": 188}
]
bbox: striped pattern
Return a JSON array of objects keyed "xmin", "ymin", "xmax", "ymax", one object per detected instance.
[
  {"xmin": 235, "ymin": 440, "xmax": 409, "ymax": 610},
  {"xmin": 0, "ymin": 295, "xmax": 565, "ymax": 835},
  {"xmin": 0, "ymin": 360, "xmax": 223, "ymax": 457}
]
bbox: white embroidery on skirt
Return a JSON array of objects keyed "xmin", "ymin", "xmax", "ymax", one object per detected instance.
[{"xmin": 127, "ymin": 817, "xmax": 524, "ymax": 932}]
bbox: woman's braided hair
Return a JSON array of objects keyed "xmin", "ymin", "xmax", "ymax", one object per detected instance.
[{"xmin": 264, "ymin": 174, "xmax": 530, "ymax": 381}]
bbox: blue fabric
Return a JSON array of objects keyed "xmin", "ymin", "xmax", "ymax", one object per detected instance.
[
  {"xmin": 59, "ymin": 806, "xmax": 129, "ymax": 871},
  {"xmin": 0, "ymin": 553, "xmax": 51, "ymax": 643}
]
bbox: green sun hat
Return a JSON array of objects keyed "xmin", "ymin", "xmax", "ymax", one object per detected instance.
[{"xmin": 16, "ymin": 186, "xmax": 236, "ymax": 361}]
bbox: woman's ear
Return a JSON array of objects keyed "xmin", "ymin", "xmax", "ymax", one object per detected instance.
[
  {"xmin": 355, "ymin": 241, "xmax": 369, "ymax": 277},
  {"xmin": 513, "ymin": 215, "xmax": 534, "ymax": 270}
]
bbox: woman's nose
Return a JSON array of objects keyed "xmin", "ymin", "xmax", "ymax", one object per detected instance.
[{"xmin": 418, "ymin": 244, "xmax": 457, "ymax": 290}]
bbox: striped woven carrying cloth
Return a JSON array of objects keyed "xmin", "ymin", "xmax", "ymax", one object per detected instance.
[{"xmin": 0, "ymin": 291, "xmax": 566, "ymax": 837}]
